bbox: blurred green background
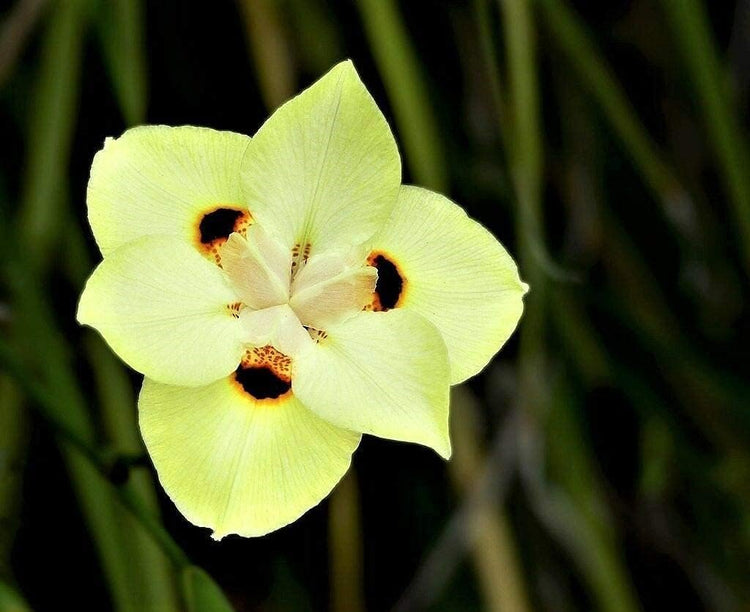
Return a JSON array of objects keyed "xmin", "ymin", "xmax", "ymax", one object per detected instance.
[{"xmin": 1, "ymin": 0, "xmax": 749, "ymax": 610}]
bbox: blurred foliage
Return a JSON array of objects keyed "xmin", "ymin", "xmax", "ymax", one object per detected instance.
[{"xmin": 0, "ymin": 0, "xmax": 749, "ymax": 611}]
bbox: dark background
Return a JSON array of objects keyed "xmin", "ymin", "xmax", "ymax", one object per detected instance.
[{"xmin": 1, "ymin": 0, "xmax": 749, "ymax": 611}]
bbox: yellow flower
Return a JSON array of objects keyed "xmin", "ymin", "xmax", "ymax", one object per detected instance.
[{"xmin": 77, "ymin": 61, "xmax": 527, "ymax": 538}]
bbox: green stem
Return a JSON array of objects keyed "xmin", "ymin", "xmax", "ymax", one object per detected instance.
[
  {"xmin": 474, "ymin": 0, "xmax": 510, "ymax": 153},
  {"xmin": 238, "ymin": 0, "xmax": 296, "ymax": 111},
  {"xmin": 535, "ymin": 0, "xmax": 687, "ymax": 207},
  {"xmin": 0, "ymin": 338, "xmax": 190, "ymax": 571},
  {"xmin": 659, "ymin": 0, "xmax": 750, "ymax": 273},
  {"xmin": 329, "ymin": 471, "xmax": 365, "ymax": 612},
  {"xmin": 17, "ymin": 0, "xmax": 87, "ymax": 267},
  {"xmin": 500, "ymin": 2, "xmax": 641, "ymax": 611},
  {"xmin": 357, "ymin": 0, "xmax": 448, "ymax": 191},
  {"xmin": 449, "ymin": 387, "xmax": 531, "ymax": 612}
]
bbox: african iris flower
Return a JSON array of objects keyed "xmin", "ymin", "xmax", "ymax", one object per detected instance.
[{"xmin": 77, "ymin": 61, "xmax": 527, "ymax": 538}]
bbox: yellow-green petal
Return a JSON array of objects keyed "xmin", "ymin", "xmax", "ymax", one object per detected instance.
[
  {"xmin": 87, "ymin": 125, "xmax": 251, "ymax": 256},
  {"xmin": 241, "ymin": 60, "xmax": 401, "ymax": 255},
  {"xmin": 293, "ymin": 309, "xmax": 451, "ymax": 458},
  {"xmin": 139, "ymin": 375, "xmax": 361, "ymax": 539},
  {"xmin": 369, "ymin": 186, "xmax": 528, "ymax": 384},
  {"xmin": 77, "ymin": 236, "xmax": 245, "ymax": 386}
]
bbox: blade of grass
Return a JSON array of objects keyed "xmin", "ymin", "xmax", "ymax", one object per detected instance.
[
  {"xmin": 449, "ymin": 386, "xmax": 531, "ymax": 612},
  {"xmin": 660, "ymin": 0, "xmax": 750, "ymax": 274},
  {"xmin": 357, "ymin": 0, "xmax": 448, "ymax": 191},
  {"xmin": 285, "ymin": 0, "xmax": 343, "ymax": 74},
  {"xmin": 329, "ymin": 471, "xmax": 365, "ymax": 612},
  {"xmin": 0, "ymin": 334, "xmax": 191, "ymax": 572},
  {"xmin": 95, "ymin": 0, "xmax": 147, "ymax": 125},
  {"xmin": 11, "ymin": 3, "xmax": 149, "ymax": 607},
  {"xmin": 392, "ymin": 401, "xmax": 518, "ymax": 612},
  {"xmin": 17, "ymin": 0, "xmax": 87, "ymax": 267},
  {"xmin": 499, "ymin": 1, "xmax": 642, "ymax": 610},
  {"xmin": 237, "ymin": 0, "xmax": 295, "ymax": 111},
  {"xmin": 0, "ymin": 376, "xmax": 27, "ymax": 583},
  {"xmin": 535, "ymin": 0, "xmax": 689, "ymax": 208},
  {"xmin": 85, "ymin": 334, "xmax": 181, "ymax": 611},
  {"xmin": 522, "ymin": 372, "xmax": 643, "ymax": 612},
  {"xmin": 0, "ymin": 0, "xmax": 49, "ymax": 87},
  {"xmin": 474, "ymin": 0, "xmax": 510, "ymax": 153},
  {"xmin": 0, "ymin": 579, "xmax": 32, "ymax": 612},
  {"xmin": 182, "ymin": 566, "xmax": 235, "ymax": 612}
]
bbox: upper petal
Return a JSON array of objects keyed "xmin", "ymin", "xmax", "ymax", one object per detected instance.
[
  {"xmin": 139, "ymin": 374, "xmax": 360, "ymax": 539},
  {"xmin": 87, "ymin": 125, "xmax": 251, "ymax": 256},
  {"xmin": 241, "ymin": 60, "xmax": 401, "ymax": 255},
  {"xmin": 368, "ymin": 186, "xmax": 528, "ymax": 384},
  {"xmin": 293, "ymin": 309, "xmax": 451, "ymax": 458},
  {"xmin": 77, "ymin": 235, "xmax": 245, "ymax": 386}
]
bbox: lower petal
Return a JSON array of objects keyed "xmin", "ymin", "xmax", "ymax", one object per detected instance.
[
  {"xmin": 292, "ymin": 310, "xmax": 451, "ymax": 458},
  {"xmin": 139, "ymin": 374, "xmax": 361, "ymax": 539}
]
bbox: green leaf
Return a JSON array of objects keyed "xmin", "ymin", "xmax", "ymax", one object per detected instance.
[
  {"xmin": 0, "ymin": 580, "xmax": 31, "ymax": 612},
  {"xmin": 95, "ymin": 0, "xmax": 148, "ymax": 125},
  {"xmin": 181, "ymin": 566, "xmax": 235, "ymax": 612}
]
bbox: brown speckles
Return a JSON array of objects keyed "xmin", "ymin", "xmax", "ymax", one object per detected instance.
[
  {"xmin": 227, "ymin": 302, "xmax": 242, "ymax": 319},
  {"xmin": 232, "ymin": 345, "xmax": 292, "ymax": 403},
  {"xmin": 290, "ymin": 242, "xmax": 311, "ymax": 276},
  {"xmin": 195, "ymin": 206, "xmax": 252, "ymax": 264},
  {"xmin": 306, "ymin": 327, "xmax": 328, "ymax": 343},
  {"xmin": 367, "ymin": 251, "xmax": 406, "ymax": 311}
]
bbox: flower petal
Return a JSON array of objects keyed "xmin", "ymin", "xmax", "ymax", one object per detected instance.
[
  {"xmin": 139, "ymin": 375, "xmax": 360, "ymax": 539},
  {"xmin": 293, "ymin": 309, "xmax": 451, "ymax": 458},
  {"xmin": 239, "ymin": 304, "xmax": 314, "ymax": 357},
  {"xmin": 87, "ymin": 125, "xmax": 251, "ymax": 256},
  {"xmin": 369, "ymin": 186, "xmax": 528, "ymax": 384},
  {"xmin": 77, "ymin": 236, "xmax": 245, "ymax": 386},
  {"xmin": 289, "ymin": 252, "xmax": 377, "ymax": 329},
  {"xmin": 241, "ymin": 60, "xmax": 401, "ymax": 255},
  {"xmin": 220, "ymin": 225, "xmax": 291, "ymax": 310}
]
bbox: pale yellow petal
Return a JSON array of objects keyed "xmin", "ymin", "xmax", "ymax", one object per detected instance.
[
  {"xmin": 241, "ymin": 60, "xmax": 401, "ymax": 255},
  {"xmin": 87, "ymin": 125, "xmax": 251, "ymax": 256},
  {"xmin": 293, "ymin": 309, "xmax": 451, "ymax": 458},
  {"xmin": 139, "ymin": 375, "xmax": 361, "ymax": 538},
  {"xmin": 77, "ymin": 236, "xmax": 245, "ymax": 386},
  {"xmin": 369, "ymin": 186, "xmax": 527, "ymax": 384}
]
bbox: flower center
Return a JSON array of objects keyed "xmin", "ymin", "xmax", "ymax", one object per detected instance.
[{"xmin": 221, "ymin": 224, "xmax": 377, "ymax": 354}]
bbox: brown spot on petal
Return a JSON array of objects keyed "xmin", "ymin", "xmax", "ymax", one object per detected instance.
[
  {"xmin": 290, "ymin": 242, "xmax": 312, "ymax": 277},
  {"xmin": 232, "ymin": 345, "xmax": 292, "ymax": 402},
  {"xmin": 226, "ymin": 302, "xmax": 242, "ymax": 319},
  {"xmin": 367, "ymin": 251, "xmax": 406, "ymax": 311},
  {"xmin": 195, "ymin": 206, "xmax": 252, "ymax": 264}
]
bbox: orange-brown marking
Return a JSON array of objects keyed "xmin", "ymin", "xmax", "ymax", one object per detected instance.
[
  {"xmin": 194, "ymin": 205, "xmax": 253, "ymax": 265},
  {"xmin": 231, "ymin": 345, "xmax": 292, "ymax": 404},
  {"xmin": 307, "ymin": 327, "xmax": 328, "ymax": 343},
  {"xmin": 366, "ymin": 251, "xmax": 406, "ymax": 311},
  {"xmin": 290, "ymin": 242, "xmax": 312, "ymax": 276},
  {"xmin": 226, "ymin": 302, "xmax": 242, "ymax": 319}
]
